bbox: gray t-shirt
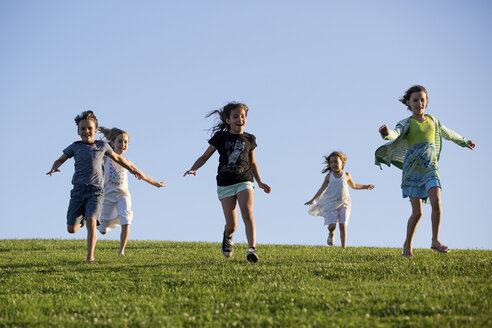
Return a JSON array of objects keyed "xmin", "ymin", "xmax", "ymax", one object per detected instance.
[{"xmin": 63, "ymin": 140, "xmax": 114, "ymax": 187}]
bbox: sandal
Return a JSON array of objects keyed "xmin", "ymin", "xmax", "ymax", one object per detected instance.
[{"xmin": 430, "ymin": 244, "xmax": 450, "ymax": 253}]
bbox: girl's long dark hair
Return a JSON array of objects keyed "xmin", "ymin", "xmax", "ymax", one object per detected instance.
[
  {"xmin": 206, "ymin": 102, "xmax": 249, "ymax": 135},
  {"xmin": 322, "ymin": 151, "xmax": 347, "ymax": 173}
]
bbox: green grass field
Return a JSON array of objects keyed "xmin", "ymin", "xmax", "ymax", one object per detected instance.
[{"xmin": 0, "ymin": 239, "xmax": 490, "ymax": 327}]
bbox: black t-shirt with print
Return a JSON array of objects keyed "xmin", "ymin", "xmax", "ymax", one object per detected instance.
[{"xmin": 208, "ymin": 131, "xmax": 257, "ymax": 186}]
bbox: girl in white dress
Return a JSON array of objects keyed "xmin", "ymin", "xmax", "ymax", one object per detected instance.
[
  {"xmin": 98, "ymin": 127, "xmax": 166, "ymax": 256},
  {"xmin": 305, "ymin": 151, "xmax": 374, "ymax": 248}
]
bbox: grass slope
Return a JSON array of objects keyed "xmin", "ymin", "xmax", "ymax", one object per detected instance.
[{"xmin": 0, "ymin": 239, "xmax": 490, "ymax": 327}]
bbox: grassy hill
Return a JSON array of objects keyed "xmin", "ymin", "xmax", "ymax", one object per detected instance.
[{"xmin": 0, "ymin": 239, "xmax": 490, "ymax": 327}]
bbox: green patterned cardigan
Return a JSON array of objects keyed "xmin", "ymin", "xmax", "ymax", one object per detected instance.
[{"xmin": 375, "ymin": 115, "xmax": 469, "ymax": 170}]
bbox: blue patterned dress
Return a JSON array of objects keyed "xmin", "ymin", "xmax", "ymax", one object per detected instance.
[{"xmin": 401, "ymin": 117, "xmax": 440, "ymax": 201}]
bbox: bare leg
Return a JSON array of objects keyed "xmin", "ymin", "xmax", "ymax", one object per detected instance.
[
  {"xmin": 67, "ymin": 223, "xmax": 83, "ymax": 234},
  {"xmin": 119, "ymin": 224, "xmax": 130, "ymax": 256},
  {"xmin": 428, "ymin": 187, "xmax": 447, "ymax": 251},
  {"xmin": 237, "ymin": 189, "xmax": 255, "ymax": 248},
  {"xmin": 403, "ymin": 197, "xmax": 423, "ymax": 257},
  {"xmin": 86, "ymin": 217, "xmax": 97, "ymax": 263},
  {"xmin": 220, "ymin": 196, "xmax": 238, "ymax": 237},
  {"xmin": 327, "ymin": 224, "xmax": 336, "ymax": 246},
  {"xmin": 339, "ymin": 223, "xmax": 347, "ymax": 248}
]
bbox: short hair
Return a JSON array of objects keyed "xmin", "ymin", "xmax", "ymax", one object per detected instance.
[
  {"xmin": 399, "ymin": 85, "xmax": 428, "ymax": 111},
  {"xmin": 74, "ymin": 110, "xmax": 98, "ymax": 128}
]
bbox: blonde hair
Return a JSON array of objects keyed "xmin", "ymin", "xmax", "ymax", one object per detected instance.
[
  {"xmin": 99, "ymin": 126, "xmax": 130, "ymax": 147},
  {"xmin": 322, "ymin": 151, "xmax": 347, "ymax": 173}
]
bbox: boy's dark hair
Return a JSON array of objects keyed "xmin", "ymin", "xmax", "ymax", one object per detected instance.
[
  {"xmin": 206, "ymin": 102, "xmax": 249, "ymax": 135},
  {"xmin": 322, "ymin": 151, "xmax": 347, "ymax": 174},
  {"xmin": 74, "ymin": 110, "xmax": 98, "ymax": 128},
  {"xmin": 399, "ymin": 85, "xmax": 428, "ymax": 111}
]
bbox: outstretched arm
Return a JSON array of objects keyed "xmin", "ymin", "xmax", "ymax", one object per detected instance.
[
  {"xmin": 346, "ymin": 172, "xmax": 374, "ymax": 190},
  {"xmin": 184, "ymin": 145, "xmax": 216, "ymax": 176},
  {"xmin": 250, "ymin": 150, "xmax": 271, "ymax": 193},
  {"xmin": 107, "ymin": 152, "xmax": 143, "ymax": 180},
  {"xmin": 304, "ymin": 174, "xmax": 329, "ymax": 205},
  {"xmin": 379, "ymin": 120, "xmax": 406, "ymax": 140},
  {"xmin": 439, "ymin": 122, "xmax": 476, "ymax": 150},
  {"xmin": 124, "ymin": 158, "xmax": 166, "ymax": 188},
  {"xmin": 46, "ymin": 154, "xmax": 68, "ymax": 176},
  {"xmin": 141, "ymin": 174, "xmax": 166, "ymax": 188}
]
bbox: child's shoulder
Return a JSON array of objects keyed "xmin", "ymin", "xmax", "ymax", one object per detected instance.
[
  {"xmin": 243, "ymin": 131, "xmax": 256, "ymax": 140},
  {"xmin": 94, "ymin": 140, "xmax": 109, "ymax": 146}
]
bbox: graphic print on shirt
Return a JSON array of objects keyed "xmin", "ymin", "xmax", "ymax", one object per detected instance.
[
  {"xmin": 108, "ymin": 160, "xmax": 125, "ymax": 186},
  {"xmin": 221, "ymin": 140, "xmax": 246, "ymax": 173}
]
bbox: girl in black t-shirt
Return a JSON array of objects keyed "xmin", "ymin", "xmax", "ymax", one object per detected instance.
[{"xmin": 184, "ymin": 102, "xmax": 271, "ymax": 262}]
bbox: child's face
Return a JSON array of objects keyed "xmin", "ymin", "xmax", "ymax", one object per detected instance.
[
  {"xmin": 329, "ymin": 156, "xmax": 343, "ymax": 172},
  {"xmin": 406, "ymin": 91, "xmax": 428, "ymax": 116},
  {"xmin": 111, "ymin": 133, "xmax": 129, "ymax": 155},
  {"xmin": 226, "ymin": 107, "xmax": 247, "ymax": 134},
  {"xmin": 77, "ymin": 119, "xmax": 97, "ymax": 143}
]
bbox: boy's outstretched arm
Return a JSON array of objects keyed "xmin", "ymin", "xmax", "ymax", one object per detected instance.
[
  {"xmin": 184, "ymin": 145, "xmax": 216, "ymax": 176},
  {"xmin": 107, "ymin": 152, "xmax": 143, "ymax": 180},
  {"xmin": 346, "ymin": 172, "xmax": 374, "ymax": 190},
  {"xmin": 46, "ymin": 154, "xmax": 68, "ymax": 176}
]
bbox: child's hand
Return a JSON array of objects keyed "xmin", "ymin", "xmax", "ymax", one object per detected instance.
[
  {"xmin": 46, "ymin": 169, "xmax": 60, "ymax": 176},
  {"xmin": 467, "ymin": 140, "xmax": 475, "ymax": 150},
  {"xmin": 304, "ymin": 200, "xmax": 315, "ymax": 206},
  {"xmin": 367, "ymin": 184, "xmax": 375, "ymax": 190},
  {"xmin": 379, "ymin": 125, "xmax": 389, "ymax": 136},
  {"xmin": 259, "ymin": 182, "xmax": 271, "ymax": 194},
  {"xmin": 155, "ymin": 181, "xmax": 166, "ymax": 188},
  {"xmin": 184, "ymin": 170, "xmax": 196, "ymax": 176}
]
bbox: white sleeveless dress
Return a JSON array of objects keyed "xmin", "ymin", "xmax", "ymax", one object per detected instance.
[
  {"xmin": 308, "ymin": 171, "xmax": 351, "ymax": 221},
  {"xmin": 98, "ymin": 158, "xmax": 133, "ymax": 233}
]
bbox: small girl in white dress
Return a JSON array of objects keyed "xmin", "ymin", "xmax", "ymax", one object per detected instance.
[
  {"xmin": 305, "ymin": 151, "xmax": 374, "ymax": 248},
  {"xmin": 98, "ymin": 126, "xmax": 166, "ymax": 256}
]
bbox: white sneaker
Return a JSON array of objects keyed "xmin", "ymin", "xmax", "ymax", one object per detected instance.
[{"xmin": 246, "ymin": 247, "xmax": 258, "ymax": 263}]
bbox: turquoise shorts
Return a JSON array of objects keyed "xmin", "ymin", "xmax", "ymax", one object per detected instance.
[{"xmin": 217, "ymin": 181, "xmax": 254, "ymax": 200}]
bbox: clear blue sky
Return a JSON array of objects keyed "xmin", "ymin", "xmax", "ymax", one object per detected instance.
[{"xmin": 1, "ymin": 1, "xmax": 491, "ymax": 250}]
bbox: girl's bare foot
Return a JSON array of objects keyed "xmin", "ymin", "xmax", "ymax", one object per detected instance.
[{"xmin": 402, "ymin": 243, "xmax": 413, "ymax": 258}]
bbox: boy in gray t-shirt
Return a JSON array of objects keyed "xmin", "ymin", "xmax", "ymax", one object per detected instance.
[{"xmin": 47, "ymin": 111, "xmax": 143, "ymax": 264}]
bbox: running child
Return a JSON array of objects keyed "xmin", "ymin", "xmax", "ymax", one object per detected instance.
[
  {"xmin": 375, "ymin": 85, "xmax": 475, "ymax": 257},
  {"xmin": 47, "ymin": 111, "xmax": 143, "ymax": 263},
  {"xmin": 98, "ymin": 126, "xmax": 166, "ymax": 256},
  {"xmin": 184, "ymin": 102, "xmax": 271, "ymax": 262},
  {"xmin": 305, "ymin": 151, "xmax": 374, "ymax": 248}
]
